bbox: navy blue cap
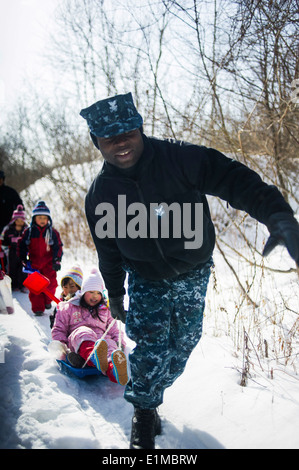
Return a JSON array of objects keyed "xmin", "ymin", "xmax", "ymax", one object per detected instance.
[{"xmin": 80, "ymin": 92, "xmax": 143, "ymax": 139}]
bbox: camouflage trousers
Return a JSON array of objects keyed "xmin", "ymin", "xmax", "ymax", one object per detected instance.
[{"xmin": 124, "ymin": 259, "xmax": 213, "ymax": 409}]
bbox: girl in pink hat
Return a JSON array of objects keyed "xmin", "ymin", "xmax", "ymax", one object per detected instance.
[
  {"xmin": 1, "ymin": 205, "xmax": 28, "ymax": 291},
  {"xmin": 52, "ymin": 268, "xmax": 128, "ymax": 385}
]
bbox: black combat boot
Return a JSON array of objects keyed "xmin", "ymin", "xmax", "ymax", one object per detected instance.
[{"xmin": 130, "ymin": 407, "xmax": 162, "ymax": 449}]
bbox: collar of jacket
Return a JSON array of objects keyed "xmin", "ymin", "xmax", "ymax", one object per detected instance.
[
  {"xmin": 99, "ymin": 134, "xmax": 154, "ymax": 180},
  {"xmin": 34, "ymin": 223, "xmax": 50, "ymax": 234}
]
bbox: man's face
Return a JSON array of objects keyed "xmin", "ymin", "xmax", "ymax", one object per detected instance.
[{"xmin": 96, "ymin": 129, "xmax": 144, "ymax": 169}]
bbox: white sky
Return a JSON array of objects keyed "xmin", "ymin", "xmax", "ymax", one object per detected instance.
[{"xmin": 0, "ymin": 0, "xmax": 59, "ymax": 106}]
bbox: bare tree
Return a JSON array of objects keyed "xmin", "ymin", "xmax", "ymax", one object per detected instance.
[
  {"xmin": 0, "ymin": 89, "xmax": 99, "ymax": 193},
  {"xmin": 233, "ymin": 0, "xmax": 299, "ymax": 202},
  {"xmin": 162, "ymin": 0, "xmax": 299, "ymax": 185}
]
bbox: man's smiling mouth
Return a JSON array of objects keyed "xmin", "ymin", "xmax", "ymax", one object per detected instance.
[{"xmin": 117, "ymin": 150, "xmax": 131, "ymax": 156}]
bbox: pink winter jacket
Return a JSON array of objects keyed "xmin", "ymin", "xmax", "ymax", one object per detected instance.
[{"xmin": 51, "ymin": 297, "xmax": 126, "ymax": 359}]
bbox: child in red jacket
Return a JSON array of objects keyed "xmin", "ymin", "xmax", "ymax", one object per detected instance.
[{"xmin": 19, "ymin": 201, "xmax": 63, "ymax": 315}]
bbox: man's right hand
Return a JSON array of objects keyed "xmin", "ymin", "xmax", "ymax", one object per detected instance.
[{"xmin": 109, "ymin": 295, "xmax": 126, "ymax": 323}]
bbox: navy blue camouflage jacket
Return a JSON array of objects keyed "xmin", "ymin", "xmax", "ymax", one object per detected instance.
[{"xmin": 85, "ymin": 135, "xmax": 293, "ymax": 298}]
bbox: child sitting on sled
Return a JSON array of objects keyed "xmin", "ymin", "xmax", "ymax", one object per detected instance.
[
  {"xmin": 51, "ymin": 268, "xmax": 128, "ymax": 385},
  {"xmin": 49, "ymin": 264, "xmax": 83, "ymax": 328}
]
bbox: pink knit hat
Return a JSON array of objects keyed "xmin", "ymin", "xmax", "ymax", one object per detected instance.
[
  {"xmin": 10, "ymin": 205, "xmax": 26, "ymax": 223},
  {"xmin": 81, "ymin": 268, "xmax": 104, "ymax": 294}
]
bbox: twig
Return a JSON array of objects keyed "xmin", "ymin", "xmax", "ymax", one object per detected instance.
[{"xmin": 216, "ymin": 239, "xmax": 259, "ymax": 309}]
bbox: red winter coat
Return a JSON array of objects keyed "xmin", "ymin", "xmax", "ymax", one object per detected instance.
[
  {"xmin": 18, "ymin": 223, "xmax": 63, "ymax": 312},
  {"xmin": 19, "ymin": 223, "xmax": 63, "ymax": 271}
]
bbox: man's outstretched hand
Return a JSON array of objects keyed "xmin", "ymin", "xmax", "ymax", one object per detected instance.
[{"xmin": 263, "ymin": 212, "xmax": 299, "ymax": 266}]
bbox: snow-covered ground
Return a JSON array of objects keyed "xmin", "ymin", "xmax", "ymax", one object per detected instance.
[{"xmin": 0, "ymin": 248, "xmax": 298, "ymax": 450}]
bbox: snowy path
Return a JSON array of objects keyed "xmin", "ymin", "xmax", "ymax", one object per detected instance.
[
  {"xmin": 0, "ymin": 291, "xmax": 298, "ymax": 449},
  {"xmin": 0, "ymin": 293, "xmax": 131, "ymax": 449}
]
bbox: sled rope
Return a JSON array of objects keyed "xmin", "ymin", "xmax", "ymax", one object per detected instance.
[
  {"xmin": 118, "ymin": 319, "xmax": 122, "ymax": 350},
  {"xmin": 82, "ymin": 318, "xmax": 122, "ymax": 368}
]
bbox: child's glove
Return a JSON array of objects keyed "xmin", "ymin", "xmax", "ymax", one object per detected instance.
[
  {"xmin": 52, "ymin": 259, "xmax": 61, "ymax": 271},
  {"xmin": 22, "ymin": 260, "xmax": 37, "ymax": 274},
  {"xmin": 263, "ymin": 212, "xmax": 299, "ymax": 265},
  {"xmin": 109, "ymin": 295, "xmax": 126, "ymax": 323}
]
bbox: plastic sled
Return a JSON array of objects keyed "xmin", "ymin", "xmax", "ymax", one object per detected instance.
[
  {"xmin": 56, "ymin": 359, "xmax": 103, "ymax": 379},
  {"xmin": 23, "ymin": 271, "xmax": 60, "ymax": 304}
]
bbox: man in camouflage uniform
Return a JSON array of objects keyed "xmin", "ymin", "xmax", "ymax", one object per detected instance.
[
  {"xmin": 125, "ymin": 260, "xmax": 212, "ymax": 410},
  {"xmin": 81, "ymin": 93, "xmax": 299, "ymax": 449}
]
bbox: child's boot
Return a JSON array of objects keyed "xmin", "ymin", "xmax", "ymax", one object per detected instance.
[
  {"xmin": 111, "ymin": 349, "xmax": 129, "ymax": 386},
  {"xmin": 34, "ymin": 311, "xmax": 44, "ymax": 316},
  {"xmin": 106, "ymin": 363, "xmax": 118, "ymax": 383},
  {"xmin": 67, "ymin": 352, "xmax": 85, "ymax": 368},
  {"xmin": 93, "ymin": 339, "xmax": 109, "ymax": 373}
]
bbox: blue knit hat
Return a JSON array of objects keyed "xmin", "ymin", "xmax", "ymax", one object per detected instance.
[
  {"xmin": 79, "ymin": 92, "xmax": 143, "ymax": 139},
  {"xmin": 32, "ymin": 200, "xmax": 51, "ymax": 220},
  {"xmin": 26, "ymin": 201, "xmax": 53, "ymax": 246}
]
